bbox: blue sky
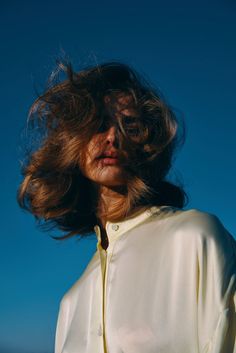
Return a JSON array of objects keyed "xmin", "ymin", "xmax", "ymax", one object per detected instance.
[{"xmin": 1, "ymin": 0, "xmax": 236, "ymax": 352}]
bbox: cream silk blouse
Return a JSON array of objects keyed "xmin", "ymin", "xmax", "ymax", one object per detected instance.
[{"xmin": 54, "ymin": 206, "xmax": 236, "ymax": 353}]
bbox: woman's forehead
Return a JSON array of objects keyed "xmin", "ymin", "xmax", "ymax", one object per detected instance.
[{"xmin": 103, "ymin": 92, "xmax": 138, "ymax": 117}]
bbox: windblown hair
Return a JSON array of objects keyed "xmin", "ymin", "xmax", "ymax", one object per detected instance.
[{"xmin": 17, "ymin": 61, "xmax": 188, "ymax": 239}]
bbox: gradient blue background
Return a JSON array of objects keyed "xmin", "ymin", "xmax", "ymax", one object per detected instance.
[{"xmin": 1, "ymin": 0, "xmax": 236, "ymax": 352}]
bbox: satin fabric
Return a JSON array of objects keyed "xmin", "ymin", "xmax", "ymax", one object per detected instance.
[{"xmin": 54, "ymin": 206, "xmax": 236, "ymax": 353}]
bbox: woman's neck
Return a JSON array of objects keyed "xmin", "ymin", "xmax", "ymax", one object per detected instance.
[
  {"xmin": 90, "ymin": 183, "xmax": 149, "ymax": 250},
  {"xmin": 92, "ymin": 183, "xmax": 147, "ymax": 228},
  {"xmin": 94, "ymin": 184, "xmax": 126, "ymax": 229}
]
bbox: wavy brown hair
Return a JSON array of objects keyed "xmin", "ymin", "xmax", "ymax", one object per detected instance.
[{"xmin": 17, "ymin": 61, "xmax": 188, "ymax": 240}]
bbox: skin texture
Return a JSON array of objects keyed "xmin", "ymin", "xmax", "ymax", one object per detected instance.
[
  {"xmin": 80, "ymin": 123, "xmax": 127, "ymax": 187},
  {"xmin": 80, "ymin": 92, "xmax": 138, "ymax": 187},
  {"xmin": 80, "ymin": 93, "xmax": 139, "ymax": 249}
]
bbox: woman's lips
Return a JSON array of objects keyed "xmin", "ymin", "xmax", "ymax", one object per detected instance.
[
  {"xmin": 96, "ymin": 150, "xmax": 121, "ymax": 166},
  {"xmin": 99, "ymin": 157, "xmax": 120, "ymax": 165}
]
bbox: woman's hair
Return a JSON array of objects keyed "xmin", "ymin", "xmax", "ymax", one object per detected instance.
[{"xmin": 17, "ymin": 60, "xmax": 188, "ymax": 240}]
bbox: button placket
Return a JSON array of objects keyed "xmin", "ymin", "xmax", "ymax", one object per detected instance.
[{"xmin": 97, "ymin": 323, "xmax": 103, "ymax": 336}]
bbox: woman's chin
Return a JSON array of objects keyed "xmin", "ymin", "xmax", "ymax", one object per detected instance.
[{"xmin": 96, "ymin": 168, "xmax": 127, "ymax": 187}]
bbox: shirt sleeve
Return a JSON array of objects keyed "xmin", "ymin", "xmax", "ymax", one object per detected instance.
[
  {"xmin": 197, "ymin": 214, "xmax": 236, "ymax": 353},
  {"xmin": 54, "ymin": 296, "xmax": 70, "ymax": 353}
]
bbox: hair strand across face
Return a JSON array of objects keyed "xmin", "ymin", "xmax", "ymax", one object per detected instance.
[{"xmin": 17, "ymin": 60, "xmax": 188, "ymax": 239}]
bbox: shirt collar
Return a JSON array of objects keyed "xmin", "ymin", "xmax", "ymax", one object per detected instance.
[{"xmin": 94, "ymin": 205, "xmax": 169, "ymax": 244}]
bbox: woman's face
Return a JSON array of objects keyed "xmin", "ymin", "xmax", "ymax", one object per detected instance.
[{"xmin": 80, "ymin": 93, "xmax": 138, "ymax": 187}]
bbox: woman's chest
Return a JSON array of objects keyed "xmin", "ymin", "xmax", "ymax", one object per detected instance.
[{"xmin": 64, "ymin": 242, "xmax": 199, "ymax": 353}]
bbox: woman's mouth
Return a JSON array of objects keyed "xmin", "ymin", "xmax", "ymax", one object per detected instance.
[
  {"xmin": 97, "ymin": 151, "xmax": 120, "ymax": 166},
  {"xmin": 99, "ymin": 156, "xmax": 120, "ymax": 166}
]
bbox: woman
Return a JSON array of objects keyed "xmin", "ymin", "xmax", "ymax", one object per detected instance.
[{"xmin": 17, "ymin": 62, "xmax": 236, "ymax": 353}]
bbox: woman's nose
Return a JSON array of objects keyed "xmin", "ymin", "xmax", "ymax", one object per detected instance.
[{"xmin": 105, "ymin": 125, "xmax": 117, "ymax": 145}]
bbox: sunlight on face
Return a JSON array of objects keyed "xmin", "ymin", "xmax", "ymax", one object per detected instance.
[{"xmin": 80, "ymin": 92, "xmax": 138, "ymax": 187}]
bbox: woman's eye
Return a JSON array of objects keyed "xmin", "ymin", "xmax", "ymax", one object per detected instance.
[
  {"xmin": 123, "ymin": 122, "xmax": 140, "ymax": 135},
  {"xmin": 122, "ymin": 116, "xmax": 140, "ymax": 134},
  {"xmin": 125, "ymin": 126, "xmax": 140, "ymax": 136}
]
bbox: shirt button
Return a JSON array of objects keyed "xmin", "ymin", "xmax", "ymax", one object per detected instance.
[
  {"xmin": 111, "ymin": 224, "xmax": 119, "ymax": 231},
  {"xmin": 98, "ymin": 324, "xmax": 103, "ymax": 336}
]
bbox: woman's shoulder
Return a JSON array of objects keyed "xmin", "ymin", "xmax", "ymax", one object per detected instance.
[
  {"xmin": 150, "ymin": 207, "xmax": 236, "ymax": 283},
  {"xmin": 172, "ymin": 208, "xmax": 236, "ymax": 253},
  {"xmin": 167, "ymin": 206, "xmax": 225, "ymax": 232},
  {"xmin": 161, "ymin": 206, "xmax": 236, "ymax": 259}
]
